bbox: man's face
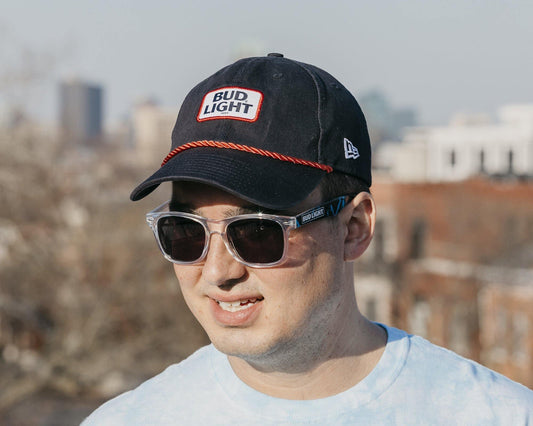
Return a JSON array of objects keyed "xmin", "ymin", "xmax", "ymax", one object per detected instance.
[{"xmin": 171, "ymin": 182, "xmax": 355, "ymax": 368}]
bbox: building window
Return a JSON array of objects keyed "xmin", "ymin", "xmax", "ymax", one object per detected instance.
[
  {"xmin": 449, "ymin": 303, "xmax": 470, "ymax": 357},
  {"xmin": 450, "ymin": 150, "xmax": 456, "ymax": 167},
  {"xmin": 409, "ymin": 296, "xmax": 430, "ymax": 338},
  {"xmin": 512, "ymin": 312, "xmax": 529, "ymax": 365},
  {"xmin": 508, "ymin": 150, "xmax": 514, "ymax": 175},
  {"xmin": 479, "ymin": 150, "xmax": 485, "ymax": 173},
  {"xmin": 505, "ymin": 217, "xmax": 518, "ymax": 247},
  {"xmin": 492, "ymin": 307, "xmax": 508, "ymax": 361},
  {"xmin": 410, "ymin": 219, "xmax": 426, "ymax": 259}
]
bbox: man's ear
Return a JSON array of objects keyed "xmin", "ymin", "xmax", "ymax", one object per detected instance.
[{"xmin": 343, "ymin": 192, "xmax": 376, "ymax": 261}]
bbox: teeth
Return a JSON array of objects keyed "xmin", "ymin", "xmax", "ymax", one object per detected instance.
[{"xmin": 217, "ymin": 298, "xmax": 262, "ymax": 312}]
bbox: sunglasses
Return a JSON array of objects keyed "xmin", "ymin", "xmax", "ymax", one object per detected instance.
[{"xmin": 146, "ymin": 195, "xmax": 353, "ymax": 268}]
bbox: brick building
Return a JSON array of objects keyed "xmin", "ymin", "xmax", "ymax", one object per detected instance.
[{"xmin": 356, "ymin": 177, "xmax": 533, "ymax": 387}]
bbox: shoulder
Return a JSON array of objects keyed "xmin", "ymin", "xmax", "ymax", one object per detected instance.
[
  {"xmin": 407, "ymin": 330, "xmax": 526, "ymax": 392},
  {"xmin": 81, "ymin": 345, "xmax": 218, "ymax": 425},
  {"xmin": 385, "ymin": 325, "xmax": 533, "ymax": 421}
]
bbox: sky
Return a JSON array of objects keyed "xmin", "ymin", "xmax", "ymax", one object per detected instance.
[{"xmin": 2, "ymin": 0, "xmax": 533, "ymax": 127}]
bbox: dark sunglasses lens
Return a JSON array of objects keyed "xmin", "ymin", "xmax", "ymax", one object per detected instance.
[
  {"xmin": 228, "ymin": 219, "xmax": 284, "ymax": 264},
  {"xmin": 157, "ymin": 216, "xmax": 206, "ymax": 262}
]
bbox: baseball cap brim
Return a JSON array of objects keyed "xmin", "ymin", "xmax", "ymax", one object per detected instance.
[{"xmin": 130, "ymin": 147, "xmax": 327, "ymax": 210}]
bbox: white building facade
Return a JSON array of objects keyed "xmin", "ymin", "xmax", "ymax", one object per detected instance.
[{"xmin": 380, "ymin": 104, "xmax": 533, "ymax": 182}]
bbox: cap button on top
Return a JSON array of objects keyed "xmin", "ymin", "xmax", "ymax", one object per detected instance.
[{"xmin": 267, "ymin": 52, "xmax": 284, "ymax": 57}]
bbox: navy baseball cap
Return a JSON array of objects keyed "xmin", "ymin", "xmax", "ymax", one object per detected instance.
[{"xmin": 130, "ymin": 53, "xmax": 371, "ymax": 209}]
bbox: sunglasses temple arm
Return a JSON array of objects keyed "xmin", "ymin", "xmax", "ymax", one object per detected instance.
[
  {"xmin": 146, "ymin": 200, "xmax": 171, "ymax": 227},
  {"xmin": 294, "ymin": 196, "xmax": 351, "ymax": 228},
  {"xmin": 149, "ymin": 200, "xmax": 171, "ymax": 214}
]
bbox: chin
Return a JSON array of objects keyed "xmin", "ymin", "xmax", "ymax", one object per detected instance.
[
  {"xmin": 209, "ymin": 329, "xmax": 270, "ymax": 358},
  {"xmin": 209, "ymin": 327, "xmax": 303, "ymax": 370}
]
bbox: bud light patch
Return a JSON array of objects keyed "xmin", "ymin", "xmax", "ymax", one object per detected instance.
[{"xmin": 197, "ymin": 87, "xmax": 263, "ymax": 122}]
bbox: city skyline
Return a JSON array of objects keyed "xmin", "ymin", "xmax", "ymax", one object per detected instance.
[{"xmin": 2, "ymin": 1, "xmax": 533, "ymax": 127}]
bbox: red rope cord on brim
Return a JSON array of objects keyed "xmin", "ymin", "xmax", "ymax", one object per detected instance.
[{"xmin": 160, "ymin": 140, "xmax": 333, "ymax": 172}]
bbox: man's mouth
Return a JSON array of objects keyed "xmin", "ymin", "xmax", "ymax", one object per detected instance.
[{"xmin": 216, "ymin": 297, "xmax": 264, "ymax": 312}]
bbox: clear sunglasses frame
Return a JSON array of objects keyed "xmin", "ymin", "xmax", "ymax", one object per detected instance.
[{"xmin": 146, "ymin": 195, "xmax": 353, "ymax": 268}]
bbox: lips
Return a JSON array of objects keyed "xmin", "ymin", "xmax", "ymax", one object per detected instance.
[{"xmin": 209, "ymin": 296, "xmax": 264, "ymax": 326}]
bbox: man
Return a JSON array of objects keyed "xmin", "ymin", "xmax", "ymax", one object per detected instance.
[{"xmin": 84, "ymin": 53, "xmax": 532, "ymax": 424}]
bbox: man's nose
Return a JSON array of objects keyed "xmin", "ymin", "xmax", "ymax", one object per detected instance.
[{"xmin": 201, "ymin": 232, "xmax": 247, "ymax": 287}]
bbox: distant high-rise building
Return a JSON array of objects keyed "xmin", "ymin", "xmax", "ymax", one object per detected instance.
[
  {"xmin": 359, "ymin": 90, "xmax": 417, "ymax": 145},
  {"xmin": 59, "ymin": 80, "xmax": 103, "ymax": 147}
]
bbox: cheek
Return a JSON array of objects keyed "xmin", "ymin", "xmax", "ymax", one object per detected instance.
[
  {"xmin": 173, "ymin": 263, "xmax": 199, "ymax": 282},
  {"xmin": 284, "ymin": 225, "xmax": 343, "ymax": 278},
  {"xmin": 173, "ymin": 264, "xmax": 203, "ymax": 304},
  {"xmin": 261, "ymin": 247, "xmax": 341, "ymax": 317},
  {"xmin": 292, "ymin": 219, "xmax": 343, "ymax": 251},
  {"xmin": 172, "ymin": 265, "xmax": 212, "ymax": 326},
  {"xmin": 289, "ymin": 231, "xmax": 345, "ymax": 304}
]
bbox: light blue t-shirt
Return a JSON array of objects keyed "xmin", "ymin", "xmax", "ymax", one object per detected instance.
[{"xmin": 82, "ymin": 325, "xmax": 533, "ymax": 425}]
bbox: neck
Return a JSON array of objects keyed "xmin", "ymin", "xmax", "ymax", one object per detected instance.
[{"xmin": 227, "ymin": 314, "xmax": 387, "ymax": 400}]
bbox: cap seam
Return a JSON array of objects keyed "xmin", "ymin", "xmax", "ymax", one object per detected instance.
[{"xmin": 292, "ymin": 61, "xmax": 324, "ymax": 164}]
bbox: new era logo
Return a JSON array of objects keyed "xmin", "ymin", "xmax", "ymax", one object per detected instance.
[
  {"xmin": 197, "ymin": 87, "xmax": 263, "ymax": 122},
  {"xmin": 344, "ymin": 138, "xmax": 360, "ymax": 160}
]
